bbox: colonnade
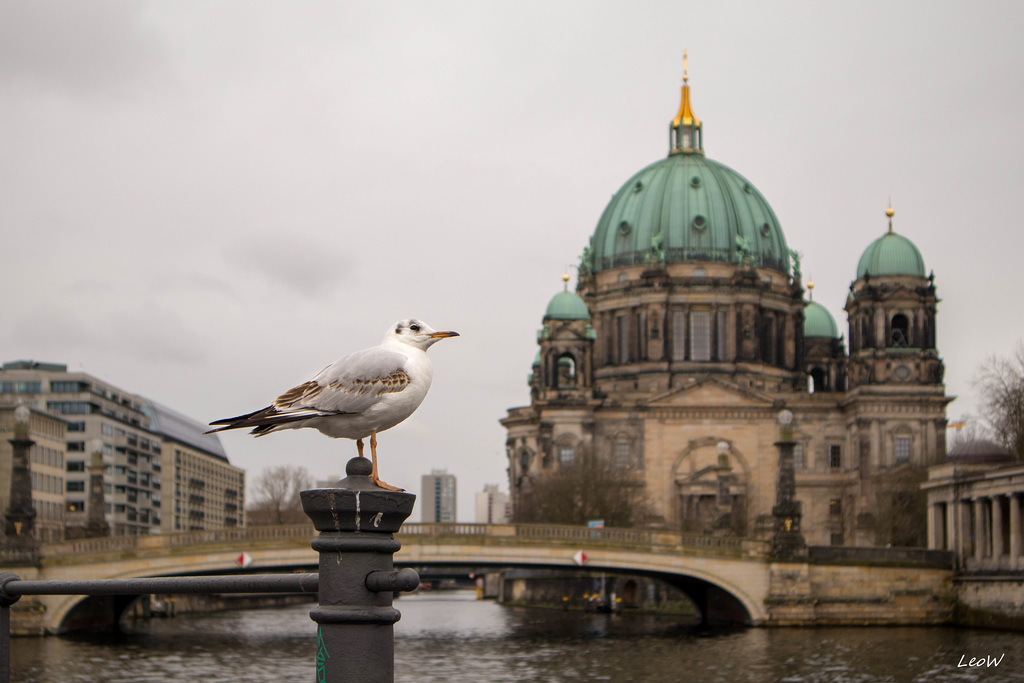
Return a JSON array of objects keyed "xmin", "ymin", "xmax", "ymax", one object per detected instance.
[{"xmin": 929, "ymin": 492, "xmax": 1024, "ymax": 571}]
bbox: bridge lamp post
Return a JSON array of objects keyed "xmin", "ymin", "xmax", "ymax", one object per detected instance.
[
  {"xmin": 772, "ymin": 410, "xmax": 806, "ymax": 559},
  {"xmin": 301, "ymin": 456, "xmax": 420, "ymax": 683},
  {"xmin": 85, "ymin": 439, "xmax": 109, "ymax": 538},
  {"xmin": 4, "ymin": 406, "xmax": 36, "ymax": 546},
  {"xmin": 713, "ymin": 441, "xmax": 733, "ymax": 534}
]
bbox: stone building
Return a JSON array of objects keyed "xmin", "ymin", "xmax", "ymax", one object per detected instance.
[
  {"xmin": 923, "ymin": 440, "xmax": 1023, "ymax": 570},
  {"xmin": 502, "ymin": 69, "xmax": 949, "ymax": 547}
]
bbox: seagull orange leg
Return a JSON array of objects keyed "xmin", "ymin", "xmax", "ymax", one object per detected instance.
[
  {"xmin": 357, "ymin": 438, "xmax": 365, "ymax": 458},
  {"xmin": 369, "ymin": 429, "xmax": 404, "ymax": 491}
]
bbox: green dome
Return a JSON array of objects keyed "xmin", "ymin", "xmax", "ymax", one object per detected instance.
[
  {"xmin": 804, "ymin": 301, "xmax": 839, "ymax": 339},
  {"xmin": 544, "ymin": 290, "xmax": 591, "ymax": 321},
  {"xmin": 587, "ymin": 153, "xmax": 790, "ymax": 274},
  {"xmin": 856, "ymin": 230, "xmax": 925, "ymax": 279}
]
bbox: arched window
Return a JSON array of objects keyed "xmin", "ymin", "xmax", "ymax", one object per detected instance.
[
  {"xmin": 890, "ymin": 314, "xmax": 910, "ymax": 347},
  {"xmin": 809, "ymin": 367, "xmax": 827, "ymax": 393},
  {"xmin": 556, "ymin": 353, "xmax": 577, "ymax": 387},
  {"xmin": 613, "ymin": 440, "xmax": 631, "ymax": 468}
]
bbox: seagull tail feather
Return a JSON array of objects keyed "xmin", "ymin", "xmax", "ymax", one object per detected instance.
[{"xmin": 205, "ymin": 406, "xmax": 348, "ymax": 436}]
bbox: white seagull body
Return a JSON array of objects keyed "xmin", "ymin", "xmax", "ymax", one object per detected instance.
[{"xmin": 207, "ymin": 319, "xmax": 458, "ymax": 490}]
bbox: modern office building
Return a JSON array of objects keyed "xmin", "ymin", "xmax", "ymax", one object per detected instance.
[
  {"xmin": 141, "ymin": 400, "xmax": 245, "ymax": 531},
  {"xmin": 475, "ymin": 484, "xmax": 510, "ymax": 524},
  {"xmin": 421, "ymin": 469, "xmax": 457, "ymax": 523}
]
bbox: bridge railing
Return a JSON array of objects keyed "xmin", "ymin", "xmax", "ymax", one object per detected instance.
[
  {"xmin": 37, "ymin": 524, "xmax": 315, "ymax": 559},
  {"xmin": 24, "ymin": 523, "xmax": 757, "ymax": 565},
  {"xmin": 397, "ymin": 523, "xmax": 752, "ymax": 553}
]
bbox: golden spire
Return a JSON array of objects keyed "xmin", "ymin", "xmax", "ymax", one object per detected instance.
[
  {"xmin": 886, "ymin": 200, "xmax": 895, "ymax": 234},
  {"xmin": 562, "ymin": 272, "xmax": 570, "ymax": 292},
  {"xmin": 807, "ymin": 278, "xmax": 815, "ymax": 301},
  {"xmin": 670, "ymin": 50, "xmax": 703, "ymax": 154},
  {"xmin": 672, "ymin": 51, "xmax": 700, "ymax": 128}
]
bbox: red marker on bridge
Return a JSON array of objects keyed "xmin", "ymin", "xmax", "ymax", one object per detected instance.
[{"xmin": 572, "ymin": 551, "xmax": 588, "ymax": 566}]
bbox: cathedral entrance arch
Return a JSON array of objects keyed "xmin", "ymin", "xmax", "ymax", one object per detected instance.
[{"xmin": 673, "ymin": 437, "xmax": 749, "ymax": 535}]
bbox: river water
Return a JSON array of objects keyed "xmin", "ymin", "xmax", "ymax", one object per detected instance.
[{"xmin": 11, "ymin": 591, "xmax": 1024, "ymax": 682}]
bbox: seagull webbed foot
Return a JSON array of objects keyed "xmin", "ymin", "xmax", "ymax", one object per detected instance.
[{"xmin": 370, "ymin": 475, "xmax": 405, "ymax": 492}]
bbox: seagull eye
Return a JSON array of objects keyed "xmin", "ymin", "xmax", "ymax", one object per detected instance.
[{"xmin": 410, "ymin": 324, "xmax": 421, "ymax": 332}]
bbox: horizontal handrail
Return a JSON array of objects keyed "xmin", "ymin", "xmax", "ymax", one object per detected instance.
[{"xmin": 0, "ymin": 572, "xmax": 319, "ymax": 602}]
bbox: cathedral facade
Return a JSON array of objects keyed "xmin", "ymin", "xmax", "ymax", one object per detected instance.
[{"xmin": 501, "ymin": 70, "xmax": 949, "ymax": 547}]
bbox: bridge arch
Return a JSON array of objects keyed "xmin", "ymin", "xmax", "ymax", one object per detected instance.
[
  {"xmin": 23, "ymin": 523, "xmax": 770, "ymax": 632},
  {"xmin": 394, "ymin": 544, "xmax": 767, "ymax": 625}
]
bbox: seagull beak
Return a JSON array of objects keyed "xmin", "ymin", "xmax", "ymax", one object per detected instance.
[{"xmin": 428, "ymin": 331, "xmax": 459, "ymax": 339}]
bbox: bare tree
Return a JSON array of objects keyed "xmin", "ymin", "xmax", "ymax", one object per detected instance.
[
  {"xmin": 946, "ymin": 415, "xmax": 990, "ymax": 453},
  {"xmin": 512, "ymin": 447, "xmax": 648, "ymax": 528},
  {"xmin": 974, "ymin": 342, "xmax": 1024, "ymax": 461},
  {"xmin": 873, "ymin": 464, "xmax": 927, "ymax": 547},
  {"xmin": 246, "ymin": 465, "xmax": 314, "ymax": 525}
]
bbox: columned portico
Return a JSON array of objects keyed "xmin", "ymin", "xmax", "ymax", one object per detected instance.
[{"xmin": 924, "ymin": 457, "xmax": 1024, "ymax": 573}]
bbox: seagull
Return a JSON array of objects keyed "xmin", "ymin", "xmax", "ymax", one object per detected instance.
[{"xmin": 207, "ymin": 319, "xmax": 458, "ymax": 491}]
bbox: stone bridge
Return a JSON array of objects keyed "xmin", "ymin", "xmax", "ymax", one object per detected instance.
[{"xmin": 1, "ymin": 523, "xmax": 954, "ymax": 633}]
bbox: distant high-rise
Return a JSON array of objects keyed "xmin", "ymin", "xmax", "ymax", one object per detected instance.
[
  {"xmin": 474, "ymin": 484, "xmax": 510, "ymax": 524},
  {"xmin": 421, "ymin": 469, "xmax": 456, "ymax": 523}
]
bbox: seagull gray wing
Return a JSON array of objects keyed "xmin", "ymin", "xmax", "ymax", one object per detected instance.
[{"xmin": 273, "ymin": 346, "xmax": 411, "ymax": 416}]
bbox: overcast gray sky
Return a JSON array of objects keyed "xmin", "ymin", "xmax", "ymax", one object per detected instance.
[{"xmin": 2, "ymin": 1, "xmax": 1022, "ymax": 520}]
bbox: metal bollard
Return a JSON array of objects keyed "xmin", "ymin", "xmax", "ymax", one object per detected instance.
[
  {"xmin": 0, "ymin": 572, "xmax": 21, "ymax": 683},
  {"xmin": 301, "ymin": 457, "xmax": 418, "ymax": 683}
]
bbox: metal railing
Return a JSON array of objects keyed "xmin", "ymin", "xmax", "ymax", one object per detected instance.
[{"xmin": 0, "ymin": 571, "xmax": 319, "ymax": 683}]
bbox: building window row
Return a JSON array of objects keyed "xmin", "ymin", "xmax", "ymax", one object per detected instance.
[
  {"xmin": 47, "ymin": 401, "xmax": 94, "ymax": 415},
  {"xmin": 32, "ymin": 471, "xmax": 64, "ymax": 494},
  {"xmin": 1, "ymin": 381, "xmax": 42, "ymax": 393}
]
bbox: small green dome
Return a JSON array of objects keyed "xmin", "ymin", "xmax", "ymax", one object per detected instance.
[
  {"xmin": 804, "ymin": 301, "xmax": 839, "ymax": 339},
  {"xmin": 545, "ymin": 291, "xmax": 591, "ymax": 321},
  {"xmin": 856, "ymin": 230, "xmax": 926, "ymax": 279}
]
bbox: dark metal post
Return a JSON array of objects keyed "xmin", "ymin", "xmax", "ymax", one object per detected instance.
[
  {"xmin": 301, "ymin": 457, "xmax": 418, "ymax": 683},
  {"xmin": 772, "ymin": 410, "xmax": 806, "ymax": 559},
  {"xmin": 0, "ymin": 572, "xmax": 21, "ymax": 683}
]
